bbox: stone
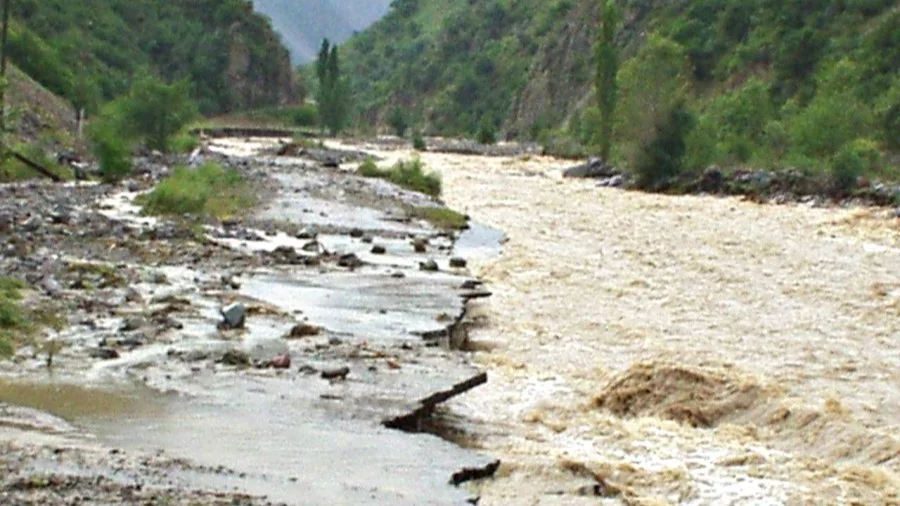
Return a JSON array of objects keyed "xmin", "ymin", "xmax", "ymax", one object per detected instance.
[
  {"xmin": 220, "ymin": 303, "xmax": 246, "ymax": 329},
  {"xmin": 296, "ymin": 227, "xmax": 318, "ymax": 240},
  {"xmin": 321, "ymin": 366, "xmax": 350, "ymax": 380},
  {"xmin": 350, "ymin": 228, "xmax": 365, "ymax": 238},
  {"xmin": 412, "ymin": 238, "xmax": 428, "ymax": 253},
  {"xmin": 338, "ymin": 253, "xmax": 363, "ymax": 269},
  {"xmin": 449, "ymin": 257, "xmax": 467, "ymax": 269},
  {"xmin": 419, "ymin": 259, "xmax": 439, "ymax": 272},
  {"xmin": 287, "ymin": 322, "xmax": 322, "ymax": 338},
  {"xmin": 40, "ymin": 276, "xmax": 62, "ymax": 297},
  {"xmin": 271, "ymin": 246, "xmax": 299, "ymax": 264},
  {"xmin": 361, "ymin": 234, "xmax": 375, "ymax": 244},
  {"xmin": 563, "ymin": 157, "xmax": 616, "ymax": 179},
  {"xmin": 218, "ymin": 349, "xmax": 251, "ymax": 367},
  {"xmin": 119, "ymin": 316, "xmax": 147, "ymax": 332},
  {"xmin": 271, "ymin": 353, "xmax": 292, "ymax": 369},
  {"xmin": 125, "ymin": 287, "xmax": 144, "ymax": 303},
  {"xmin": 371, "ymin": 244, "xmax": 387, "ymax": 255},
  {"xmin": 301, "ymin": 240, "xmax": 322, "ymax": 253},
  {"xmin": 89, "ymin": 347, "xmax": 120, "ymax": 360}
]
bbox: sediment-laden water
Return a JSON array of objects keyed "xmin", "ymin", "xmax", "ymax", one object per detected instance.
[{"xmin": 335, "ymin": 140, "xmax": 900, "ymax": 505}]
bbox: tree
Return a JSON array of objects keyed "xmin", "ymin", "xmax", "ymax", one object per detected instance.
[
  {"xmin": 594, "ymin": 0, "xmax": 620, "ymax": 161},
  {"xmin": 116, "ymin": 74, "xmax": 198, "ymax": 152},
  {"xmin": 316, "ymin": 40, "xmax": 350, "ymax": 135},
  {"xmin": 387, "ymin": 107, "xmax": 409, "ymax": 137}
]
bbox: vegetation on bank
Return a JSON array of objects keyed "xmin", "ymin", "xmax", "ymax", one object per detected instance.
[
  {"xmin": 139, "ymin": 163, "xmax": 254, "ymax": 220},
  {"xmin": 357, "ymin": 157, "xmax": 442, "ymax": 197},
  {"xmin": 408, "ymin": 206, "xmax": 467, "ymax": 230},
  {"xmin": 343, "ymin": 0, "xmax": 898, "ymax": 189},
  {"xmin": 0, "ymin": 278, "xmax": 61, "ymax": 358}
]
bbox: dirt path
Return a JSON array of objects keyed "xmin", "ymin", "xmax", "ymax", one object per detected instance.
[{"xmin": 347, "ymin": 143, "xmax": 900, "ymax": 505}]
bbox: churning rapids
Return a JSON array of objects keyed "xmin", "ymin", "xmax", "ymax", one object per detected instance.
[
  {"xmin": 1, "ymin": 136, "xmax": 898, "ymax": 505},
  {"xmin": 334, "ymin": 139, "xmax": 900, "ymax": 505}
]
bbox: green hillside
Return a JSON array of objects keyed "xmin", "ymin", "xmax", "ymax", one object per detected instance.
[
  {"xmin": 343, "ymin": 0, "xmax": 898, "ymax": 177},
  {"xmin": 9, "ymin": 0, "xmax": 297, "ymax": 115}
]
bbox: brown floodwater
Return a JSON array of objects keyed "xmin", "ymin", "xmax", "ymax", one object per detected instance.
[{"xmin": 334, "ymin": 140, "xmax": 900, "ymax": 505}]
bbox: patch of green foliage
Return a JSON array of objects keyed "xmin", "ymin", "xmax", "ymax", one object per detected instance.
[
  {"xmin": 412, "ymin": 131, "xmax": 427, "ymax": 151},
  {"xmin": 344, "ymin": 0, "xmax": 899, "ymax": 184},
  {"xmin": 88, "ymin": 74, "xmax": 199, "ymax": 181},
  {"xmin": 0, "ymin": 277, "xmax": 49, "ymax": 358},
  {"xmin": 387, "ymin": 107, "xmax": 410, "ymax": 137},
  {"xmin": 9, "ymin": 0, "xmax": 293, "ymax": 115},
  {"xmin": 316, "ymin": 40, "xmax": 351, "ymax": 135},
  {"xmin": 357, "ymin": 157, "xmax": 442, "ymax": 197},
  {"xmin": 477, "ymin": 118, "xmax": 498, "ymax": 145},
  {"xmin": 140, "ymin": 163, "xmax": 254, "ymax": 219},
  {"xmin": 408, "ymin": 206, "xmax": 468, "ymax": 230},
  {"xmin": 0, "ymin": 140, "xmax": 72, "ymax": 182}
]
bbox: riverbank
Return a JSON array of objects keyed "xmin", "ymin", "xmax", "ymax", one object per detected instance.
[{"xmin": 0, "ymin": 137, "xmax": 497, "ymax": 504}]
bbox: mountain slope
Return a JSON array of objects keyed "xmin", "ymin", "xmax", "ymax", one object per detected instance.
[
  {"xmin": 343, "ymin": 0, "xmax": 898, "ymax": 169},
  {"xmin": 10, "ymin": 0, "xmax": 296, "ymax": 115},
  {"xmin": 252, "ymin": 0, "xmax": 392, "ymax": 64}
]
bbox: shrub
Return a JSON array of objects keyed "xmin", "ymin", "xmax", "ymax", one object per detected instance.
[
  {"xmin": 633, "ymin": 102, "xmax": 695, "ymax": 190},
  {"xmin": 357, "ymin": 157, "xmax": 442, "ymax": 196},
  {"xmin": 477, "ymin": 118, "xmax": 498, "ymax": 145},
  {"xmin": 830, "ymin": 143, "xmax": 866, "ymax": 193},
  {"xmin": 140, "ymin": 163, "xmax": 254, "ymax": 219},
  {"xmin": 412, "ymin": 131, "xmax": 427, "ymax": 151},
  {"xmin": 89, "ymin": 120, "xmax": 134, "ymax": 183},
  {"xmin": 0, "ymin": 277, "xmax": 28, "ymax": 358},
  {"xmin": 387, "ymin": 107, "xmax": 410, "ymax": 137}
]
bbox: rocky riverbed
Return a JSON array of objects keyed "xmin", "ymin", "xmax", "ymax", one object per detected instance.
[{"xmin": 0, "ymin": 138, "xmax": 501, "ymax": 505}]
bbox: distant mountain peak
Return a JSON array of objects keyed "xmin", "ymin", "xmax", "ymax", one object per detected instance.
[{"xmin": 253, "ymin": 0, "xmax": 393, "ymax": 64}]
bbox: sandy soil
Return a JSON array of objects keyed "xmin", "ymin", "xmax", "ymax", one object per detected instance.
[{"xmin": 345, "ymin": 143, "xmax": 900, "ymax": 506}]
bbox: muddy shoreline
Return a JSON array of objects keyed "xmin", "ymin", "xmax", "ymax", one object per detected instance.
[{"xmin": 0, "ymin": 138, "xmax": 500, "ymax": 505}]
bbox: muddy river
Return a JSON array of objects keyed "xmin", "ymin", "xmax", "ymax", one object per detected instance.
[{"xmin": 333, "ymin": 140, "xmax": 900, "ymax": 505}]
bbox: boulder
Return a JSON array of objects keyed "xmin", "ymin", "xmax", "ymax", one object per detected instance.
[
  {"xmin": 419, "ymin": 259, "xmax": 439, "ymax": 272},
  {"xmin": 563, "ymin": 157, "xmax": 617, "ymax": 179},
  {"xmin": 287, "ymin": 322, "xmax": 322, "ymax": 338},
  {"xmin": 296, "ymin": 227, "xmax": 318, "ymax": 240},
  {"xmin": 449, "ymin": 257, "xmax": 467, "ymax": 269},
  {"xmin": 221, "ymin": 303, "xmax": 246, "ymax": 329},
  {"xmin": 271, "ymin": 353, "xmax": 292, "ymax": 369},
  {"xmin": 338, "ymin": 253, "xmax": 363, "ymax": 269},
  {"xmin": 371, "ymin": 244, "xmax": 387, "ymax": 255}
]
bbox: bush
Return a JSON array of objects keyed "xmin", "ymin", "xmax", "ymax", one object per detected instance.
[
  {"xmin": 830, "ymin": 144, "xmax": 866, "ymax": 193},
  {"xmin": 0, "ymin": 277, "xmax": 28, "ymax": 358},
  {"xmin": 412, "ymin": 131, "xmax": 427, "ymax": 151},
  {"xmin": 89, "ymin": 120, "xmax": 134, "ymax": 183},
  {"xmin": 477, "ymin": 118, "xmax": 498, "ymax": 145},
  {"xmin": 357, "ymin": 157, "xmax": 442, "ymax": 196},
  {"xmin": 387, "ymin": 107, "xmax": 410, "ymax": 137},
  {"xmin": 633, "ymin": 102, "xmax": 695, "ymax": 190},
  {"xmin": 140, "ymin": 163, "xmax": 254, "ymax": 219}
]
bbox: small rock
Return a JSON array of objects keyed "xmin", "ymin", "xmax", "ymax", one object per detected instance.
[
  {"xmin": 40, "ymin": 276, "xmax": 62, "ymax": 297},
  {"xmin": 419, "ymin": 259, "xmax": 439, "ymax": 272},
  {"xmin": 287, "ymin": 322, "xmax": 322, "ymax": 338},
  {"xmin": 298, "ymin": 365, "xmax": 318, "ymax": 375},
  {"xmin": 338, "ymin": 253, "xmax": 363, "ymax": 269},
  {"xmin": 89, "ymin": 348, "xmax": 120, "ymax": 360},
  {"xmin": 296, "ymin": 226, "xmax": 318, "ymax": 240},
  {"xmin": 271, "ymin": 245, "xmax": 299, "ymax": 263},
  {"xmin": 126, "ymin": 181, "xmax": 142, "ymax": 192},
  {"xmin": 391, "ymin": 271, "xmax": 406, "ymax": 279},
  {"xmin": 350, "ymin": 228, "xmax": 365, "ymax": 238},
  {"xmin": 220, "ymin": 303, "xmax": 246, "ymax": 329},
  {"xmin": 218, "ymin": 349, "xmax": 251, "ymax": 367},
  {"xmin": 125, "ymin": 287, "xmax": 144, "ymax": 304},
  {"xmin": 301, "ymin": 240, "xmax": 322, "ymax": 253},
  {"xmin": 152, "ymin": 273, "xmax": 169, "ymax": 285},
  {"xmin": 361, "ymin": 234, "xmax": 375, "ymax": 244},
  {"xmin": 21, "ymin": 215, "xmax": 43, "ymax": 232},
  {"xmin": 271, "ymin": 353, "xmax": 292, "ymax": 369},
  {"xmin": 412, "ymin": 237, "xmax": 428, "ymax": 253},
  {"xmin": 119, "ymin": 316, "xmax": 147, "ymax": 332},
  {"xmin": 449, "ymin": 257, "xmax": 467, "ymax": 269},
  {"xmin": 371, "ymin": 244, "xmax": 387, "ymax": 255},
  {"xmin": 321, "ymin": 366, "xmax": 350, "ymax": 380}
]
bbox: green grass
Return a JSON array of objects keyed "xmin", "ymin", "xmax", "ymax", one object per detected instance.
[
  {"xmin": 409, "ymin": 206, "xmax": 468, "ymax": 230},
  {"xmin": 357, "ymin": 157, "xmax": 442, "ymax": 197},
  {"xmin": 139, "ymin": 162, "xmax": 254, "ymax": 220},
  {"xmin": 0, "ymin": 142, "xmax": 73, "ymax": 183},
  {"xmin": 0, "ymin": 277, "xmax": 38, "ymax": 358}
]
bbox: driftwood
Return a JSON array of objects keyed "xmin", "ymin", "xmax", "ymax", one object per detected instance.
[{"xmin": 12, "ymin": 151, "xmax": 62, "ymax": 182}]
